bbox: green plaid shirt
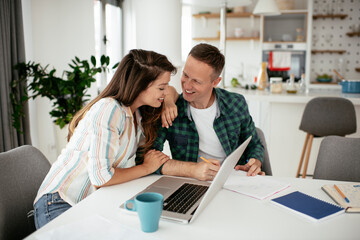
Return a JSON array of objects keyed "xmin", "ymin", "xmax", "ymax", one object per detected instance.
[{"xmin": 153, "ymin": 88, "xmax": 264, "ymax": 167}]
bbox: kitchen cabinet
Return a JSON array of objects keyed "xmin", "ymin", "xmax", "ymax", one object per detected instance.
[
  {"xmin": 191, "ymin": 12, "xmax": 260, "ymax": 42},
  {"xmin": 263, "ymin": 11, "xmax": 308, "ymax": 43}
]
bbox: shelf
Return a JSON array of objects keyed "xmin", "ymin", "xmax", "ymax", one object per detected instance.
[
  {"xmin": 193, "ymin": 37, "xmax": 260, "ymax": 41},
  {"xmin": 311, "ymin": 50, "xmax": 346, "ymax": 54},
  {"xmin": 263, "ymin": 41, "xmax": 306, "ymax": 44},
  {"xmin": 346, "ymin": 32, "xmax": 360, "ymax": 37},
  {"xmin": 193, "ymin": 12, "xmax": 259, "ymax": 19},
  {"xmin": 313, "ymin": 14, "xmax": 348, "ymax": 20},
  {"xmin": 311, "ymin": 82, "xmax": 339, "ymax": 85}
]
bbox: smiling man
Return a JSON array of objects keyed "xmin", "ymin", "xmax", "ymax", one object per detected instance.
[{"xmin": 153, "ymin": 43, "xmax": 264, "ymax": 181}]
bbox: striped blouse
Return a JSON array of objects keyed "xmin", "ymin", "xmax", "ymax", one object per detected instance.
[{"xmin": 34, "ymin": 97, "xmax": 144, "ymax": 206}]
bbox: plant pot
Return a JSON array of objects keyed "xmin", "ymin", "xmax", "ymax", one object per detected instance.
[{"xmin": 338, "ymin": 80, "xmax": 360, "ymax": 93}]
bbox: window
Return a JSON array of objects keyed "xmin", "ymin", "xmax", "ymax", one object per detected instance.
[{"xmin": 94, "ymin": 0, "xmax": 123, "ymax": 91}]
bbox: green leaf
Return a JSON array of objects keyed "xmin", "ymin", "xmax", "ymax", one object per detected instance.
[
  {"xmin": 100, "ymin": 55, "xmax": 106, "ymax": 65},
  {"xmin": 112, "ymin": 62, "xmax": 119, "ymax": 69},
  {"xmin": 91, "ymin": 56, "xmax": 96, "ymax": 66}
]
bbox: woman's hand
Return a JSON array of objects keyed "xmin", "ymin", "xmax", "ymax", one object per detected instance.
[
  {"xmin": 161, "ymin": 86, "xmax": 179, "ymax": 128},
  {"xmin": 142, "ymin": 150, "xmax": 170, "ymax": 174},
  {"xmin": 161, "ymin": 100, "xmax": 178, "ymax": 128}
]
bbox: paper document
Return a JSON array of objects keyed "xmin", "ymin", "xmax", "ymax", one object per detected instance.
[
  {"xmin": 223, "ymin": 170, "xmax": 290, "ymax": 200},
  {"xmin": 35, "ymin": 214, "xmax": 161, "ymax": 240}
]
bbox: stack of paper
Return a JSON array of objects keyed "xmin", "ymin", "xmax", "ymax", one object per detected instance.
[{"xmin": 223, "ymin": 170, "xmax": 290, "ymax": 200}]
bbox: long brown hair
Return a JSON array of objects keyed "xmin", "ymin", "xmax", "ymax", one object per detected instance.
[{"xmin": 68, "ymin": 49, "xmax": 176, "ymax": 155}]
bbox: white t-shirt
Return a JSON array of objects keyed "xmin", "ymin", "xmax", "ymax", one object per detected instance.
[{"xmin": 190, "ymin": 99, "xmax": 226, "ymax": 163}]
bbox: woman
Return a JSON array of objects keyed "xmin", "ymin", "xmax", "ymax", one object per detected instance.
[{"xmin": 33, "ymin": 49, "xmax": 177, "ymax": 229}]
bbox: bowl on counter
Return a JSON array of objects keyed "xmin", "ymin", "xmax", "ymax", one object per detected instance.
[
  {"xmin": 316, "ymin": 77, "xmax": 332, "ymax": 83},
  {"xmin": 339, "ymin": 80, "xmax": 360, "ymax": 93}
]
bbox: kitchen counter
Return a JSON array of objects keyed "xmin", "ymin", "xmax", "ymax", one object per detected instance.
[
  {"xmin": 227, "ymin": 87, "xmax": 360, "ymax": 104},
  {"xmin": 227, "ymin": 87, "xmax": 360, "ymax": 178}
]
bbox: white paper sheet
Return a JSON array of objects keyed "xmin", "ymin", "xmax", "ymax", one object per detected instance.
[
  {"xmin": 223, "ymin": 170, "xmax": 290, "ymax": 200},
  {"xmin": 35, "ymin": 214, "xmax": 161, "ymax": 240}
]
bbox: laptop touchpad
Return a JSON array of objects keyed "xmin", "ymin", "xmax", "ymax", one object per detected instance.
[{"xmin": 146, "ymin": 186, "xmax": 171, "ymax": 195}]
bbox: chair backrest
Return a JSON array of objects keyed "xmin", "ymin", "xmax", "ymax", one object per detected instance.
[
  {"xmin": 256, "ymin": 128, "xmax": 272, "ymax": 176},
  {"xmin": 0, "ymin": 145, "xmax": 51, "ymax": 240},
  {"xmin": 299, "ymin": 97, "xmax": 356, "ymax": 137},
  {"xmin": 313, "ymin": 136, "xmax": 360, "ymax": 182}
]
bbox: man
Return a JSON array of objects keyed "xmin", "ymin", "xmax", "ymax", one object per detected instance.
[{"xmin": 154, "ymin": 43, "xmax": 264, "ymax": 181}]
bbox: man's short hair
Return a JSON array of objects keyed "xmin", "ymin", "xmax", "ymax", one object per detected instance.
[{"xmin": 188, "ymin": 43, "xmax": 225, "ymax": 81}]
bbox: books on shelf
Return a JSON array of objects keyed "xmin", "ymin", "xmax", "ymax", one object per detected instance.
[
  {"xmin": 322, "ymin": 183, "xmax": 360, "ymax": 213},
  {"xmin": 271, "ymin": 191, "xmax": 345, "ymax": 222},
  {"xmin": 223, "ymin": 170, "xmax": 290, "ymax": 200}
]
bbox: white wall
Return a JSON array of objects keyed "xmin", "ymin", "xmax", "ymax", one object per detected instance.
[
  {"xmin": 123, "ymin": 0, "xmax": 183, "ymax": 93},
  {"xmin": 22, "ymin": 0, "xmax": 96, "ymax": 163}
]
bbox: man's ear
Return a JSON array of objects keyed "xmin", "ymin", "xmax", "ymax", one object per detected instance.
[{"xmin": 212, "ymin": 77, "xmax": 222, "ymax": 87}]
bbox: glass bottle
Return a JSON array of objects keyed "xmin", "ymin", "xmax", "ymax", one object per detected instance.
[
  {"xmin": 298, "ymin": 73, "xmax": 306, "ymax": 93},
  {"xmin": 286, "ymin": 73, "xmax": 297, "ymax": 94},
  {"xmin": 257, "ymin": 62, "xmax": 268, "ymax": 90}
]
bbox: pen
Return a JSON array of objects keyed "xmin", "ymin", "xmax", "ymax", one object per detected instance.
[
  {"xmin": 199, "ymin": 155, "xmax": 213, "ymax": 165},
  {"xmin": 334, "ymin": 184, "xmax": 350, "ymax": 203}
]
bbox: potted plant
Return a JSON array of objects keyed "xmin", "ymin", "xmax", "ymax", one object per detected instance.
[{"xmin": 10, "ymin": 55, "xmax": 119, "ymax": 133}]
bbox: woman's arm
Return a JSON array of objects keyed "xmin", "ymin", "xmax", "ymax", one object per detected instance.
[
  {"xmin": 96, "ymin": 150, "xmax": 169, "ymax": 188},
  {"xmin": 161, "ymin": 86, "xmax": 179, "ymax": 128}
]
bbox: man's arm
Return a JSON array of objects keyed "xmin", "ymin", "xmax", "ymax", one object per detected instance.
[{"xmin": 161, "ymin": 158, "xmax": 220, "ymax": 181}]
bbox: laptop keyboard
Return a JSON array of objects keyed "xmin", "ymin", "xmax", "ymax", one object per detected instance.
[{"xmin": 163, "ymin": 183, "xmax": 209, "ymax": 214}]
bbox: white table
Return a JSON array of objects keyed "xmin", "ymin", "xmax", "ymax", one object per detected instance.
[{"xmin": 26, "ymin": 174, "xmax": 360, "ymax": 240}]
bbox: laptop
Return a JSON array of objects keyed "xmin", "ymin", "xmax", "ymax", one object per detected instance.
[{"xmin": 120, "ymin": 136, "xmax": 252, "ymax": 224}]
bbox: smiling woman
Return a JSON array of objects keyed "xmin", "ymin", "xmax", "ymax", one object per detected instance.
[{"xmin": 33, "ymin": 49, "xmax": 177, "ymax": 229}]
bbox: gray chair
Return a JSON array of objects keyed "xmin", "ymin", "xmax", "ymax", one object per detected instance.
[
  {"xmin": 313, "ymin": 136, "xmax": 360, "ymax": 182},
  {"xmin": 296, "ymin": 97, "xmax": 356, "ymax": 178},
  {"xmin": 0, "ymin": 145, "xmax": 51, "ymax": 240},
  {"xmin": 256, "ymin": 127, "xmax": 272, "ymax": 176}
]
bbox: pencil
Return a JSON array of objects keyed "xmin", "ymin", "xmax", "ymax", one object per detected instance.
[
  {"xmin": 334, "ymin": 184, "xmax": 350, "ymax": 203},
  {"xmin": 199, "ymin": 155, "xmax": 212, "ymax": 164}
]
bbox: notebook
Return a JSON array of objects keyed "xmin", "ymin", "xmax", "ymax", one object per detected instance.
[
  {"xmin": 271, "ymin": 191, "xmax": 345, "ymax": 222},
  {"xmin": 322, "ymin": 183, "xmax": 360, "ymax": 213},
  {"xmin": 223, "ymin": 170, "xmax": 290, "ymax": 200},
  {"xmin": 120, "ymin": 136, "xmax": 252, "ymax": 224}
]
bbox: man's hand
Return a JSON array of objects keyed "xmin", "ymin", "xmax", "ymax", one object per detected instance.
[
  {"xmin": 234, "ymin": 158, "xmax": 265, "ymax": 176},
  {"xmin": 192, "ymin": 159, "xmax": 221, "ymax": 181}
]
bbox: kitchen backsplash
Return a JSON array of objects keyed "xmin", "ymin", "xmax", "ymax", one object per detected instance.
[{"xmin": 311, "ymin": 0, "xmax": 360, "ymax": 81}]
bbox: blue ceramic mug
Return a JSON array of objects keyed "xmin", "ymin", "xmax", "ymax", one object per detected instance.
[{"xmin": 125, "ymin": 192, "xmax": 164, "ymax": 233}]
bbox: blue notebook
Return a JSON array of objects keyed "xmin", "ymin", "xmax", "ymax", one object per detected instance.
[{"xmin": 271, "ymin": 191, "xmax": 345, "ymax": 222}]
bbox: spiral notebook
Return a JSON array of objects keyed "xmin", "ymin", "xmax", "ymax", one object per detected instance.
[
  {"xmin": 322, "ymin": 183, "xmax": 360, "ymax": 213},
  {"xmin": 271, "ymin": 191, "xmax": 345, "ymax": 222}
]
